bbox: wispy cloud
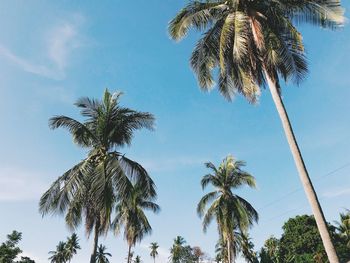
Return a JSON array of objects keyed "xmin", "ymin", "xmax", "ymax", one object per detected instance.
[
  {"xmin": 0, "ymin": 45, "xmax": 60, "ymax": 79},
  {"xmin": 0, "ymin": 13, "xmax": 85, "ymax": 80},
  {"xmin": 0, "ymin": 167, "xmax": 47, "ymax": 202},
  {"xmin": 323, "ymin": 187, "xmax": 350, "ymax": 198}
]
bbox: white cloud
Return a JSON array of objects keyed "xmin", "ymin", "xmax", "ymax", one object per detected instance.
[
  {"xmin": 0, "ymin": 167, "xmax": 47, "ymax": 202},
  {"xmin": 0, "ymin": 45, "xmax": 60, "ymax": 79},
  {"xmin": 0, "ymin": 13, "xmax": 85, "ymax": 80},
  {"xmin": 323, "ymin": 187, "xmax": 350, "ymax": 198}
]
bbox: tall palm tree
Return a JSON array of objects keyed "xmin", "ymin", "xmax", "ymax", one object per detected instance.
[
  {"xmin": 169, "ymin": 236, "xmax": 186, "ymax": 263},
  {"xmin": 169, "ymin": 1, "xmax": 344, "ymax": 262},
  {"xmin": 39, "ymin": 89, "xmax": 156, "ymax": 263},
  {"xmin": 49, "ymin": 241, "xmax": 67, "ymax": 263},
  {"xmin": 96, "ymin": 244, "xmax": 112, "ymax": 263},
  {"xmin": 150, "ymin": 242, "xmax": 159, "ymax": 263},
  {"xmin": 112, "ymin": 181, "xmax": 160, "ymax": 263},
  {"xmin": 335, "ymin": 209, "xmax": 350, "ymax": 248},
  {"xmin": 197, "ymin": 155, "xmax": 258, "ymax": 263},
  {"xmin": 65, "ymin": 233, "xmax": 80, "ymax": 262}
]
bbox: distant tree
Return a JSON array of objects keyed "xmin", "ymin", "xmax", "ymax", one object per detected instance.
[
  {"xmin": 112, "ymin": 181, "xmax": 160, "ymax": 263},
  {"xmin": 18, "ymin": 257, "xmax": 35, "ymax": 263},
  {"xmin": 335, "ymin": 209, "xmax": 350, "ymax": 248},
  {"xmin": 259, "ymin": 236, "xmax": 281, "ymax": 263},
  {"xmin": 238, "ymin": 233, "xmax": 258, "ymax": 263},
  {"xmin": 0, "ymin": 231, "xmax": 35, "ymax": 263},
  {"xmin": 134, "ymin": 255, "xmax": 142, "ymax": 263},
  {"xmin": 259, "ymin": 215, "xmax": 350, "ymax": 262},
  {"xmin": 49, "ymin": 241, "xmax": 67, "ymax": 263},
  {"xmin": 150, "ymin": 242, "xmax": 159, "ymax": 263},
  {"xmin": 192, "ymin": 246, "xmax": 204, "ymax": 263},
  {"xmin": 65, "ymin": 233, "xmax": 80, "ymax": 262},
  {"xmin": 170, "ymin": 236, "xmax": 186, "ymax": 263},
  {"xmin": 197, "ymin": 156, "xmax": 258, "ymax": 263},
  {"xmin": 96, "ymin": 244, "xmax": 112, "ymax": 263}
]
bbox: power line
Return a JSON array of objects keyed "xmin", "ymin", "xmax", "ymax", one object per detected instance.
[{"xmin": 258, "ymin": 161, "xmax": 350, "ymax": 211}]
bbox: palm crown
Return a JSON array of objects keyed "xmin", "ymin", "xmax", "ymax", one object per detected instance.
[
  {"xmin": 169, "ymin": 0, "xmax": 344, "ymax": 102},
  {"xmin": 197, "ymin": 155, "xmax": 258, "ymax": 262}
]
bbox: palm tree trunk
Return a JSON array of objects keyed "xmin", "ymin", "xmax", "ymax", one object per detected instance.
[
  {"xmin": 227, "ymin": 238, "xmax": 231, "ymax": 263},
  {"xmin": 263, "ymin": 69, "xmax": 339, "ymax": 263},
  {"xmin": 90, "ymin": 220, "xmax": 100, "ymax": 263},
  {"xmin": 127, "ymin": 244, "xmax": 132, "ymax": 263}
]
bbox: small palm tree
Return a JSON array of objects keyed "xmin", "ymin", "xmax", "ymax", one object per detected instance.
[
  {"xmin": 169, "ymin": 1, "xmax": 344, "ymax": 262},
  {"xmin": 335, "ymin": 209, "xmax": 350, "ymax": 248},
  {"xmin": 238, "ymin": 233, "xmax": 258, "ymax": 263},
  {"xmin": 39, "ymin": 90, "xmax": 156, "ymax": 263},
  {"xmin": 134, "ymin": 255, "xmax": 142, "ymax": 263},
  {"xmin": 112, "ymin": 181, "xmax": 160, "ymax": 263},
  {"xmin": 150, "ymin": 242, "xmax": 159, "ymax": 263},
  {"xmin": 49, "ymin": 241, "xmax": 67, "ymax": 263},
  {"xmin": 96, "ymin": 244, "xmax": 112, "ymax": 263},
  {"xmin": 197, "ymin": 155, "xmax": 258, "ymax": 263},
  {"xmin": 169, "ymin": 236, "xmax": 186, "ymax": 263},
  {"xmin": 65, "ymin": 233, "xmax": 80, "ymax": 262}
]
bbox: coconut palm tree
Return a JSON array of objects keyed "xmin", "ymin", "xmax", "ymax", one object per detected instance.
[
  {"xmin": 134, "ymin": 255, "xmax": 142, "ymax": 263},
  {"xmin": 238, "ymin": 233, "xmax": 258, "ymax": 263},
  {"xmin": 65, "ymin": 233, "xmax": 80, "ymax": 262},
  {"xmin": 215, "ymin": 238, "xmax": 228, "ymax": 263},
  {"xmin": 39, "ymin": 89, "xmax": 156, "ymax": 263},
  {"xmin": 150, "ymin": 242, "xmax": 159, "ymax": 263},
  {"xmin": 169, "ymin": 1, "xmax": 344, "ymax": 261},
  {"xmin": 96, "ymin": 244, "xmax": 112, "ymax": 263},
  {"xmin": 169, "ymin": 236, "xmax": 186, "ymax": 263},
  {"xmin": 112, "ymin": 181, "xmax": 160, "ymax": 263},
  {"xmin": 335, "ymin": 209, "xmax": 350, "ymax": 248},
  {"xmin": 49, "ymin": 242, "xmax": 67, "ymax": 263},
  {"xmin": 197, "ymin": 155, "xmax": 258, "ymax": 263}
]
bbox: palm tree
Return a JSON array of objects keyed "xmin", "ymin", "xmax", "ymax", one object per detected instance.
[
  {"xmin": 112, "ymin": 181, "xmax": 160, "ymax": 263},
  {"xmin": 134, "ymin": 255, "xmax": 142, "ymax": 263},
  {"xmin": 39, "ymin": 89, "xmax": 156, "ymax": 263},
  {"xmin": 197, "ymin": 155, "xmax": 258, "ymax": 263},
  {"xmin": 49, "ymin": 241, "xmax": 67, "ymax": 263},
  {"xmin": 169, "ymin": 1, "xmax": 344, "ymax": 261},
  {"xmin": 96, "ymin": 244, "xmax": 112, "ymax": 263},
  {"xmin": 238, "ymin": 233, "xmax": 258, "ymax": 263},
  {"xmin": 65, "ymin": 233, "xmax": 80, "ymax": 262},
  {"xmin": 150, "ymin": 242, "xmax": 159, "ymax": 263},
  {"xmin": 169, "ymin": 236, "xmax": 186, "ymax": 263},
  {"xmin": 335, "ymin": 209, "xmax": 350, "ymax": 248},
  {"xmin": 215, "ymin": 238, "xmax": 228, "ymax": 263}
]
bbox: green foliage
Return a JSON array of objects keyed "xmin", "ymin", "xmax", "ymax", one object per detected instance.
[
  {"xmin": 39, "ymin": 90, "xmax": 156, "ymax": 262},
  {"xmin": 96, "ymin": 244, "xmax": 111, "ymax": 263},
  {"xmin": 169, "ymin": 237, "xmax": 198, "ymax": 263},
  {"xmin": 169, "ymin": 0, "xmax": 344, "ymax": 102},
  {"xmin": 197, "ymin": 155, "xmax": 258, "ymax": 262},
  {"xmin": 48, "ymin": 233, "xmax": 80, "ymax": 263},
  {"xmin": 259, "ymin": 215, "xmax": 350, "ymax": 263},
  {"xmin": 150, "ymin": 242, "xmax": 159, "ymax": 261},
  {"xmin": 0, "ymin": 231, "xmax": 35, "ymax": 263}
]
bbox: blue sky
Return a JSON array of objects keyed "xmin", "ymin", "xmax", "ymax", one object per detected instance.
[{"xmin": 0, "ymin": 1, "xmax": 350, "ymax": 262}]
